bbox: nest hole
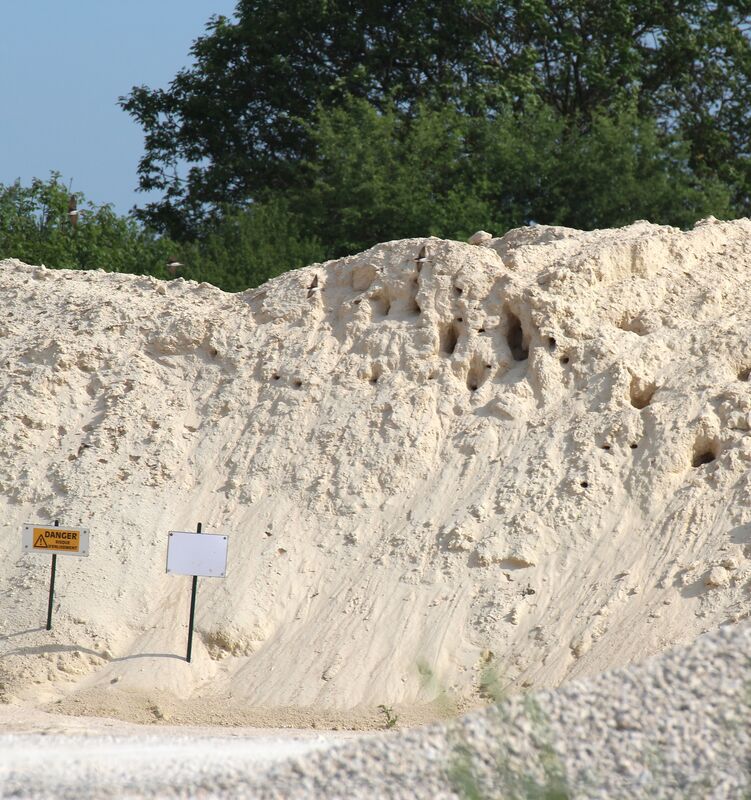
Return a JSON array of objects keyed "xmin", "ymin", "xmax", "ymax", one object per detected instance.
[
  {"xmin": 629, "ymin": 377, "xmax": 655, "ymax": 410},
  {"xmin": 560, "ymin": 356, "xmax": 570, "ymax": 365},
  {"xmin": 440, "ymin": 323, "xmax": 460, "ymax": 355},
  {"xmin": 692, "ymin": 440, "xmax": 719, "ymax": 468},
  {"xmin": 293, "ymin": 379, "xmax": 303, "ymax": 389},
  {"xmin": 507, "ymin": 312, "xmax": 528, "ymax": 362},
  {"xmin": 580, "ymin": 481, "xmax": 589, "ymax": 488},
  {"xmin": 466, "ymin": 357, "xmax": 489, "ymax": 392},
  {"xmin": 601, "ymin": 444, "xmax": 611, "ymax": 450},
  {"xmin": 369, "ymin": 364, "xmax": 383, "ymax": 385},
  {"xmin": 370, "ymin": 289, "xmax": 391, "ymax": 317},
  {"xmin": 738, "ymin": 367, "xmax": 751, "ymax": 381},
  {"xmin": 548, "ymin": 337, "xmax": 556, "ymax": 350}
]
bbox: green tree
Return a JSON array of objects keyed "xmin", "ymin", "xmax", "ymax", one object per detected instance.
[
  {"xmin": 0, "ymin": 175, "xmax": 325, "ymax": 292},
  {"xmin": 121, "ymin": 1, "xmax": 751, "ymax": 237},
  {"xmin": 0, "ymin": 174, "xmax": 177, "ymax": 279},
  {"xmin": 182, "ymin": 199, "xmax": 326, "ymax": 291},
  {"xmin": 286, "ymin": 98, "xmax": 730, "ymax": 256}
]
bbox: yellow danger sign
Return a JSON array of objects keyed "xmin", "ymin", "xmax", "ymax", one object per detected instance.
[{"xmin": 32, "ymin": 527, "xmax": 81, "ymax": 553}]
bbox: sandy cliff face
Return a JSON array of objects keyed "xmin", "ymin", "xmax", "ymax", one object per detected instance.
[{"xmin": 1, "ymin": 217, "xmax": 750, "ymax": 721}]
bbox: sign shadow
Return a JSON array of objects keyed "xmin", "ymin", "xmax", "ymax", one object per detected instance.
[{"xmin": 111, "ymin": 652, "xmax": 186, "ymax": 663}]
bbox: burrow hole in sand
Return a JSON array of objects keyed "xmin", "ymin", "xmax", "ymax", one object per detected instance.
[
  {"xmin": 692, "ymin": 438, "xmax": 719, "ymax": 468},
  {"xmin": 371, "ymin": 289, "xmax": 391, "ymax": 317},
  {"xmin": 629, "ymin": 376, "xmax": 656, "ymax": 410},
  {"xmin": 466, "ymin": 355, "xmax": 491, "ymax": 392},
  {"xmin": 738, "ymin": 367, "xmax": 751, "ymax": 381},
  {"xmin": 408, "ymin": 277, "xmax": 421, "ymax": 315},
  {"xmin": 440, "ymin": 322, "xmax": 460, "ymax": 355},
  {"xmin": 369, "ymin": 364, "xmax": 383, "ymax": 384},
  {"xmin": 506, "ymin": 312, "xmax": 528, "ymax": 361}
]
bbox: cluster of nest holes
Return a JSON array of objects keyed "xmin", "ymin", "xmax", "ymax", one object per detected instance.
[
  {"xmin": 629, "ymin": 376, "xmax": 656, "ymax": 410},
  {"xmin": 506, "ymin": 312, "xmax": 528, "ymax": 361},
  {"xmin": 270, "ymin": 373, "xmax": 302, "ymax": 389},
  {"xmin": 692, "ymin": 438, "xmax": 719, "ymax": 468},
  {"xmin": 599, "ymin": 442, "xmax": 640, "ymax": 451}
]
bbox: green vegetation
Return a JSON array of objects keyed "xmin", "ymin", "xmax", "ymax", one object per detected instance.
[
  {"xmin": 0, "ymin": 176, "xmax": 324, "ymax": 291},
  {"xmin": 2, "ymin": 2, "xmax": 750, "ymax": 291},
  {"xmin": 449, "ymin": 698, "xmax": 571, "ymax": 800},
  {"xmin": 377, "ymin": 704, "xmax": 399, "ymax": 729}
]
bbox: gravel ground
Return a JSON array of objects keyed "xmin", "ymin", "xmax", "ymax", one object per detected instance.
[
  {"xmin": 0, "ymin": 728, "xmax": 355, "ymax": 799},
  {"xmin": 1, "ymin": 623, "xmax": 748, "ymax": 798},
  {"xmin": 240, "ymin": 623, "xmax": 751, "ymax": 799}
]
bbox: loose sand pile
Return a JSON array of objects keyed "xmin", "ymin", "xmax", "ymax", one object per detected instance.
[{"xmin": 1, "ymin": 218, "xmax": 750, "ymax": 728}]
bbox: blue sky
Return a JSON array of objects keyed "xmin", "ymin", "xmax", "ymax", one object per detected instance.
[{"xmin": 1, "ymin": 1, "xmax": 237, "ymax": 215}]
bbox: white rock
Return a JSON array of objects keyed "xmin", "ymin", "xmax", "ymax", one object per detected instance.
[{"xmin": 467, "ymin": 230, "xmax": 492, "ymax": 245}]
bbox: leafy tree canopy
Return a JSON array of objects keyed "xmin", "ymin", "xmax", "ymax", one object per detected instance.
[
  {"xmin": 121, "ymin": 1, "xmax": 751, "ymax": 238},
  {"xmin": 290, "ymin": 98, "xmax": 731, "ymax": 257}
]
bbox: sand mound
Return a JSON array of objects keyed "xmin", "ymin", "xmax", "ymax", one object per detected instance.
[{"xmin": 1, "ymin": 217, "xmax": 750, "ymax": 723}]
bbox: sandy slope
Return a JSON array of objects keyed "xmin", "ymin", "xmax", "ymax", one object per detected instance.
[{"xmin": 1, "ymin": 218, "xmax": 750, "ymax": 724}]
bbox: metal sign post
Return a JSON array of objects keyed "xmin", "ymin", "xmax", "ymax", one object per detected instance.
[
  {"xmin": 46, "ymin": 520, "xmax": 59, "ymax": 630},
  {"xmin": 22, "ymin": 519, "xmax": 90, "ymax": 630},
  {"xmin": 165, "ymin": 522, "xmax": 229, "ymax": 663},
  {"xmin": 186, "ymin": 522, "xmax": 201, "ymax": 663}
]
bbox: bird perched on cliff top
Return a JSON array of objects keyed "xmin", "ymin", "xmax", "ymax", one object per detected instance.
[{"xmin": 307, "ymin": 274, "xmax": 320, "ymax": 298}]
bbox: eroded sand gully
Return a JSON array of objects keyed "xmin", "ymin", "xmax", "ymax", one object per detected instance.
[{"xmin": 0, "ymin": 218, "xmax": 750, "ymax": 731}]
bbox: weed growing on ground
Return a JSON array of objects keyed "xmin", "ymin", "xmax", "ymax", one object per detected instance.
[{"xmin": 377, "ymin": 704, "xmax": 398, "ymax": 729}]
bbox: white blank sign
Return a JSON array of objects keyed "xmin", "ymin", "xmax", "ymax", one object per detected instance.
[{"xmin": 166, "ymin": 531, "xmax": 229, "ymax": 577}]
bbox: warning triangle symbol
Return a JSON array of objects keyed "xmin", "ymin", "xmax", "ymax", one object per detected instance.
[{"xmin": 34, "ymin": 534, "xmax": 48, "ymax": 548}]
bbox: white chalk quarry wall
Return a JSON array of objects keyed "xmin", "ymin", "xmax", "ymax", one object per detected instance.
[{"xmin": 0, "ymin": 217, "xmax": 750, "ymax": 715}]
